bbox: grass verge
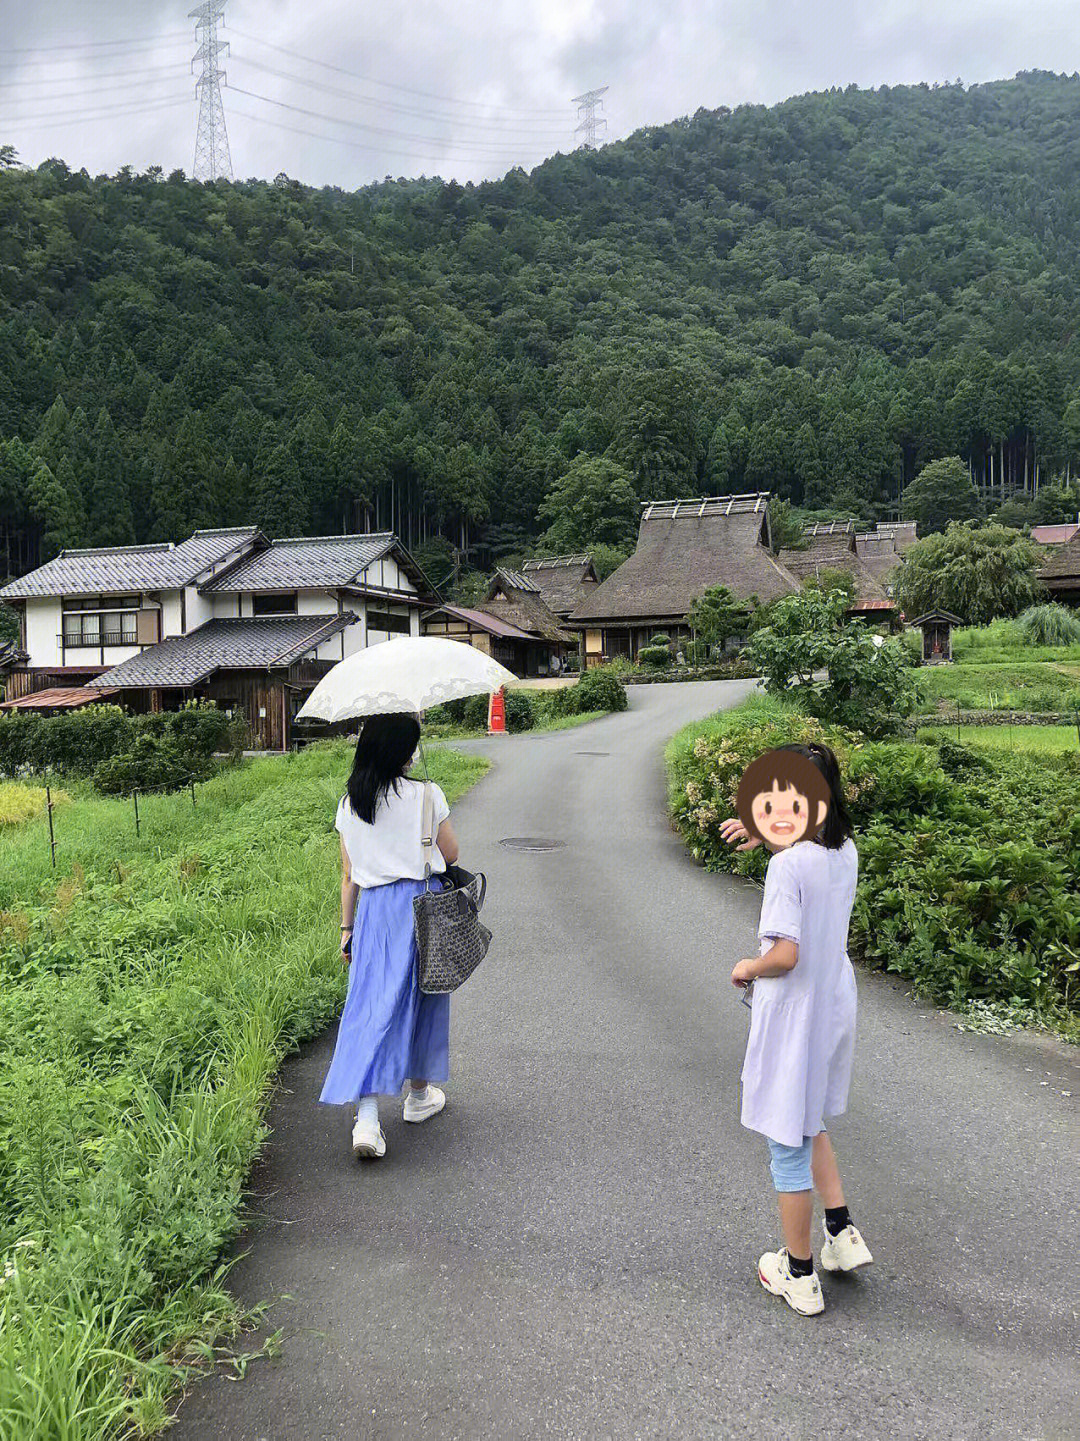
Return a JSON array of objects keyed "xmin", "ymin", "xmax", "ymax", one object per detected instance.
[
  {"xmin": 916, "ymin": 724, "xmax": 1080, "ymax": 755},
  {"xmin": 0, "ymin": 741, "xmax": 488, "ymax": 1439}
]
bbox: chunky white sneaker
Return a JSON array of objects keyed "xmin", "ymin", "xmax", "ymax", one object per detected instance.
[
  {"xmin": 819, "ymin": 1222, "xmax": 873, "ymax": 1273},
  {"xmin": 351, "ymin": 1117, "xmax": 387, "ymax": 1159},
  {"xmin": 403, "ymin": 1085, "xmax": 446, "ymax": 1123},
  {"xmin": 757, "ymin": 1247, "xmax": 825, "ymax": 1315}
]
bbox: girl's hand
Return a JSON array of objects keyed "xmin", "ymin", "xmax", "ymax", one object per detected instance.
[
  {"xmin": 718, "ymin": 817, "xmax": 761, "ymax": 852},
  {"xmin": 340, "ymin": 926, "xmax": 353, "ymax": 964},
  {"xmin": 731, "ymin": 958, "xmax": 756, "ymax": 988}
]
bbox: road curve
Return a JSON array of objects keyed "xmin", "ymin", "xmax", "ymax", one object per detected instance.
[{"xmin": 173, "ymin": 680, "xmax": 1080, "ymax": 1440}]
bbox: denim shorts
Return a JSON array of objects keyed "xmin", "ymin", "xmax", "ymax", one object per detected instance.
[{"xmin": 767, "ymin": 1135, "xmax": 816, "ymax": 1192}]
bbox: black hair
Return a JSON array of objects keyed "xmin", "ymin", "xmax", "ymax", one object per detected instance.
[
  {"xmin": 346, "ymin": 712, "xmax": 422, "ymax": 824},
  {"xmin": 776, "ymin": 742, "xmax": 853, "ymax": 850}
]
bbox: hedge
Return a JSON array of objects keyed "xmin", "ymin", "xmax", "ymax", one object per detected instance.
[{"xmin": 667, "ymin": 694, "xmax": 1080, "ymax": 1022}]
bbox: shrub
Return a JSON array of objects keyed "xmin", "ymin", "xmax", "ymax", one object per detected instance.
[
  {"xmin": 504, "ymin": 690, "xmax": 537, "ymax": 732},
  {"xmin": 1018, "ymin": 603, "xmax": 1080, "ymax": 647},
  {"xmin": 573, "ymin": 664, "xmax": 628, "ymax": 713},
  {"xmin": 92, "ymin": 735, "xmax": 214, "ymax": 796},
  {"xmin": 0, "ymin": 702, "xmax": 242, "ymax": 779},
  {"xmin": 648, "ymin": 633, "xmax": 671, "ymax": 647},
  {"xmin": 666, "ymin": 693, "xmax": 1080, "ymax": 1019},
  {"xmin": 638, "ymin": 645, "xmax": 672, "ymax": 669},
  {"xmin": 746, "ymin": 588, "xmax": 915, "ymax": 736}
]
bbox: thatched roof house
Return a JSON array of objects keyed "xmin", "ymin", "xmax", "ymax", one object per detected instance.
[
  {"xmin": 423, "ymin": 567, "xmax": 576, "ymax": 676},
  {"xmin": 520, "ymin": 555, "xmax": 599, "ymax": 618},
  {"xmin": 569, "ymin": 494, "xmax": 798, "ymax": 663},
  {"xmin": 854, "ymin": 521, "xmax": 917, "ymax": 584},
  {"xmin": 1036, "ymin": 532, "xmax": 1080, "ymax": 605},
  {"xmin": 778, "ymin": 522, "xmax": 895, "ymax": 617}
]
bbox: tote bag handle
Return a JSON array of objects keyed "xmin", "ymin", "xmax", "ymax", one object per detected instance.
[{"xmin": 421, "ymin": 780, "xmax": 435, "ymax": 885}]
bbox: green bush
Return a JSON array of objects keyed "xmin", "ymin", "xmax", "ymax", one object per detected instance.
[
  {"xmin": 93, "ymin": 735, "xmax": 214, "ymax": 796},
  {"xmin": 648, "ymin": 633, "xmax": 671, "ymax": 647},
  {"xmin": 666, "ymin": 693, "xmax": 1080, "ymax": 1020},
  {"xmin": 1018, "ymin": 603, "xmax": 1080, "ymax": 647},
  {"xmin": 638, "ymin": 645, "xmax": 672, "ymax": 669},
  {"xmin": 504, "ymin": 690, "xmax": 537, "ymax": 732},
  {"xmin": 0, "ymin": 702, "xmax": 243, "ymax": 780},
  {"xmin": 573, "ymin": 664, "xmax": 628, "ymax": 713}
]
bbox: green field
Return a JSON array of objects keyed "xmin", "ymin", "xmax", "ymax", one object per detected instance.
[
  {"xmin": 0, "ymin": 742, "xmax": 488, "ymax": 1439},
  {"xmin": 917, "ymin": 723, "xmax": 1080, "ymax": 754},
  {"xmin": 913, "ymin": 660, "xmax": 1080, "ymax": 714}
]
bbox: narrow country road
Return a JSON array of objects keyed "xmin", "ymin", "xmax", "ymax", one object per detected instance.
[{"xmin": 173, "ymin": 681, "xmax": 1080, "ymax": 1440}]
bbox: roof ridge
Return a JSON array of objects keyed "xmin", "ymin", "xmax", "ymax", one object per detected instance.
[
  {"xmin": 268, "ymin": 532, "xmax": 395, "ymax": 545},
  {"xmin": 59, "ymin": 542, "xmax": 173, "ymax": 558}
]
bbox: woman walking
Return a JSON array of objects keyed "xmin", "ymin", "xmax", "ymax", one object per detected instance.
[{"xmin": 320, "ymin": 712, "xmax": 458, "ymax": 1159}]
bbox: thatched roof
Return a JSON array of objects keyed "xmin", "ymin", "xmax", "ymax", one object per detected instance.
[
  {"xmin": 1037, "ymin": 533, "xmax": 1080, "ymax": 589},
  {"xmin": 570, "ymin": 494, "xmax": 797, "ymax": 625},
  {"xmin": 854, "ymin": 522, "xmax": 916, "ymax": 582},
  {"xmin": 480, "ymin": 570, "xmax": 575, "ymax": 645},
  {"xmin": 778, "ymin": 523, "xmax": 894, "ymax": 610},
  {"xmin": 520, "ymin": 555, "xmax": 599, "ymax": 617}
]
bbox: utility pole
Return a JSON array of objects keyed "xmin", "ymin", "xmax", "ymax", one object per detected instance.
[
  {"xmin": 190, "ymin": 0, "xmax": 233, "ymax": 182},
  {"xmin": 572, "ymin": 86, "xmax": 609, "ymax": 150}
]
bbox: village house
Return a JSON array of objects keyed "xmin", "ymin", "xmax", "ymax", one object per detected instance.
[
  {"xmin": 519, "ymin": 555, "xmax": 599, "ymax": 619},
  {"xmin": 1035, "ymin": 528, "xmax": 1080, "ymax": 605},
  {"xmin": 0, "ymin": 528, "xmax": 438, "ymax": 749},
  {"xmin": 853, "ymin": 520, "xmax": 918, "ymax": 586},
  {"xmin": 777, "ymin": 521, "xmax": 898, "ymax": 622},
  {"xmin": 423, "ymin": 566, "xmax": 575, "ymax": 676},
  {"xmin": 569, "ymin": 494, "xmax": 798, "ymax": 665}
]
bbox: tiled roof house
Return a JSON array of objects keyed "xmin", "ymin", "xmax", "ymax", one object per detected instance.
[{"xmin": 0, "ymin": 529, "xmax": 439, "ymax": 749}]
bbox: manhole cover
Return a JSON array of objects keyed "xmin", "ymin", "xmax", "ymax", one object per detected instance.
[{"xmin": 499, "ymin": 837, "xmax": 565, "ymax": 852}]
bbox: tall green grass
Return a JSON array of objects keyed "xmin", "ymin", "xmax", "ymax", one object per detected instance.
[{"xmin": 0, "ymin": 742, "xmax": 488, "ymax": 1439}]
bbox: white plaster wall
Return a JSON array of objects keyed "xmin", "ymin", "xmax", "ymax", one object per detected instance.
[
  {"xmin": 25, "ymin": 598, "xmax": 61, "ymax": 667},
  {"xmin": 161, "ymin": 592, "xmax": 183, "ymax": 638},
  {"xmin": 363, "ymin": 557, "xmax": 416, "ymax": 594},
  {"xmin": 183, "ymin": 586, "xmax": 213, "ymax": 632},
  {"xmin": 100, "ymin": 644, "xmax": 140, "ymax": 665},
  {"xmin": 297, "ymin": 590, "xmax": 337, "ymax": 617},
  {"xmin": 209, "ymin": 593, "xmax": 243, "ymax": 619}
]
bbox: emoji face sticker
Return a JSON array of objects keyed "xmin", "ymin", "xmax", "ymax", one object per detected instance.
[{"xmin": 735, "ymin": 749, "xmax": 831, "ymax": 851}]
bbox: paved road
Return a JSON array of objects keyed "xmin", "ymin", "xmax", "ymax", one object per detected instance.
[{"xmin": 174, "ymin": 681, "xmax": 1080, "ymax": 1440}]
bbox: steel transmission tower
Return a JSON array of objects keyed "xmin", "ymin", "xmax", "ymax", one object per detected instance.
[
  {"xmin": 190, "ymin": 1, "xmax": 233, "ymax": 181},
  {"xmin": 572, "ymin": 86, "xmax": 608, "ymax": 149}
]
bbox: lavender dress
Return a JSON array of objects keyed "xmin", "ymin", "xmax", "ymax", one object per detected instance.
[{"xmin": 740, "ymin": 839, "xmax": 859, "ymax": 1147}]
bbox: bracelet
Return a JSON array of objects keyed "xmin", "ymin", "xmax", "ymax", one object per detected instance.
[{"xmin": 341, "ymin": 923, "xmax": 353, "ymax": 931}]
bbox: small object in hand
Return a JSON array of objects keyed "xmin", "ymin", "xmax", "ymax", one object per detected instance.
[{"xmin": 740, "ymin": 979, "xmax": 754, "ymax": 1009}]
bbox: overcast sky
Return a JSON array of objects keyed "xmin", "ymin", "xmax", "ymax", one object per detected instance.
[{"xmin": 2, "ymin": 1, "xmax": 1077, "ymax": 189}]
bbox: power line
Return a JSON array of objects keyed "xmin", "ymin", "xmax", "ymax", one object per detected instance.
[
  {"xmin": 230, "ymin": 54, "xmax": 568, "ymax": 136},
  {"xmin": 227, "ymin": 102, "xmax": 560, "ymax": 169},
  {"xmin": 191, "ymin": 1, "xmax": 232, "ymax": 182},
  {"xmin": 2, "ymin": 31, "xmax": 189, "ymax": 55},
  {"xmin": 13, "ymin": 97, "xmax": 190, "ymax": 130},
  {"xmin": 0, "ymin": 64, "xmax": 186, "ymax": 92},
  {"xmin": 226, "ymin": 85, "xmax": 566, "ymax": 156},
  {"xmin": 229, "ymin": 27, "xmax": 568, "ymax": 117}
]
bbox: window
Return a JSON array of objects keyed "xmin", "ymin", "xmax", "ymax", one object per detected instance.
[
  {"xmin": 367, "ymin": 608, "xmax": 411, "ymax": 635},
  {"xmin": 252, "ymin": 592, "xmax": 298, "ymax": 616},
  {"xmin": 61, "ymin": 596, "xmax": 139, "ymax": 648}
]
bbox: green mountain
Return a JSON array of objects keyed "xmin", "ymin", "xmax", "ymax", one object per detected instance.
[{"xmin": 3, "ymin": 70, "xmax": 1080, "ymax": 581}]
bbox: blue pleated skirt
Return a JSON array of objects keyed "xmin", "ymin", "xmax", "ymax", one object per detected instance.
[{"xmin": 319, "ymin": 878, "xmax": 450, "ymax": 1104}]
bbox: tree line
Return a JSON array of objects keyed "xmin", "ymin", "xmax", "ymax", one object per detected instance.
[{"xmin": 3, "ymin": 71, "xmax": 1080, "ymax": 592}]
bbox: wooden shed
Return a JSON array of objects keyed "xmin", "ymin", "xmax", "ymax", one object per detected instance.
[{"xmin": 908, "ymin": 610, "xmax": 963, "ymax": 664}]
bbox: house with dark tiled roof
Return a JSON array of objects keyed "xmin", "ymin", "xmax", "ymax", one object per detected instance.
[
  {"xmin": 569, "ymin": 494, "xmax": 798, "ymax": 665},
  {"xmin": 422, "ymin": 567, "xmax": 576, "ymax": 676},
  {"xmin": 520, "ymin": 555, "xmax": 599, "ymax": 619},
  {"xmin": 778, "ymin": 522, "xmax": 897, "ymax": 620},
  {"xmin": 0, "ymin": 529, "xmax": 439, "ymax": 748}
]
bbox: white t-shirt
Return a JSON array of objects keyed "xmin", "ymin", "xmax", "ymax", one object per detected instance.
[{"xmin": 335, "ymin": 779, "xmax": 450, "ymax": 888}]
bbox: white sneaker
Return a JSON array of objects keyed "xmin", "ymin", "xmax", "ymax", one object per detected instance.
[
  {"xmin": 403, "ymin": 1085, "xmax": 446, "ymax": 1123},
  {"xmin": 351, "ymin": 1117, "xmax": 387, "ymax": 1159},
  {"xmin": 819, "ymin": 1222, "xmax": 873, "ymax": 1273},
  {"xmin": 757, "ymin": 1247, "xmax": 825, "ymax": 1316}
]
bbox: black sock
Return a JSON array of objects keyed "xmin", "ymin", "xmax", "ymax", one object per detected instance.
[
  {"xmin": 825, "ymin": 1205, "xmax": 851, "ymax": 1236},
  {"xmin": 787, "ymin": 1251, "xmax": 814, "ymax": 1277}
]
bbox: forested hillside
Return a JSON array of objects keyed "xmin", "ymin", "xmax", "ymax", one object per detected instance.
[{"xmin": 3, "ymin": 70, "xmax": 1080, "ymax": 586}]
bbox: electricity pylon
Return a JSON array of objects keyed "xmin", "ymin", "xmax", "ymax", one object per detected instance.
[
  {"xmin": 572, "ymin": 86, "xmax": 608, "ymax": 149},
  {"xmin": 190, "ymin": 0, "xmax": 233, "ymax": 181}
]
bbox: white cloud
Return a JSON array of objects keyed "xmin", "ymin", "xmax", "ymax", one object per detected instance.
[{"xmin": 1, "ymin": 0, "xmax": 1077, "ymax": 187}]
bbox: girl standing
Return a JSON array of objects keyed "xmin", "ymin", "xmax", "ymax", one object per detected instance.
[
  {"xmin": 720, "ymin": 742, "xmax": 872, "ymax": 1316},
  {"xmin": 320, "ymin": 712, "xmax": 458, "ymax": 1159}
]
